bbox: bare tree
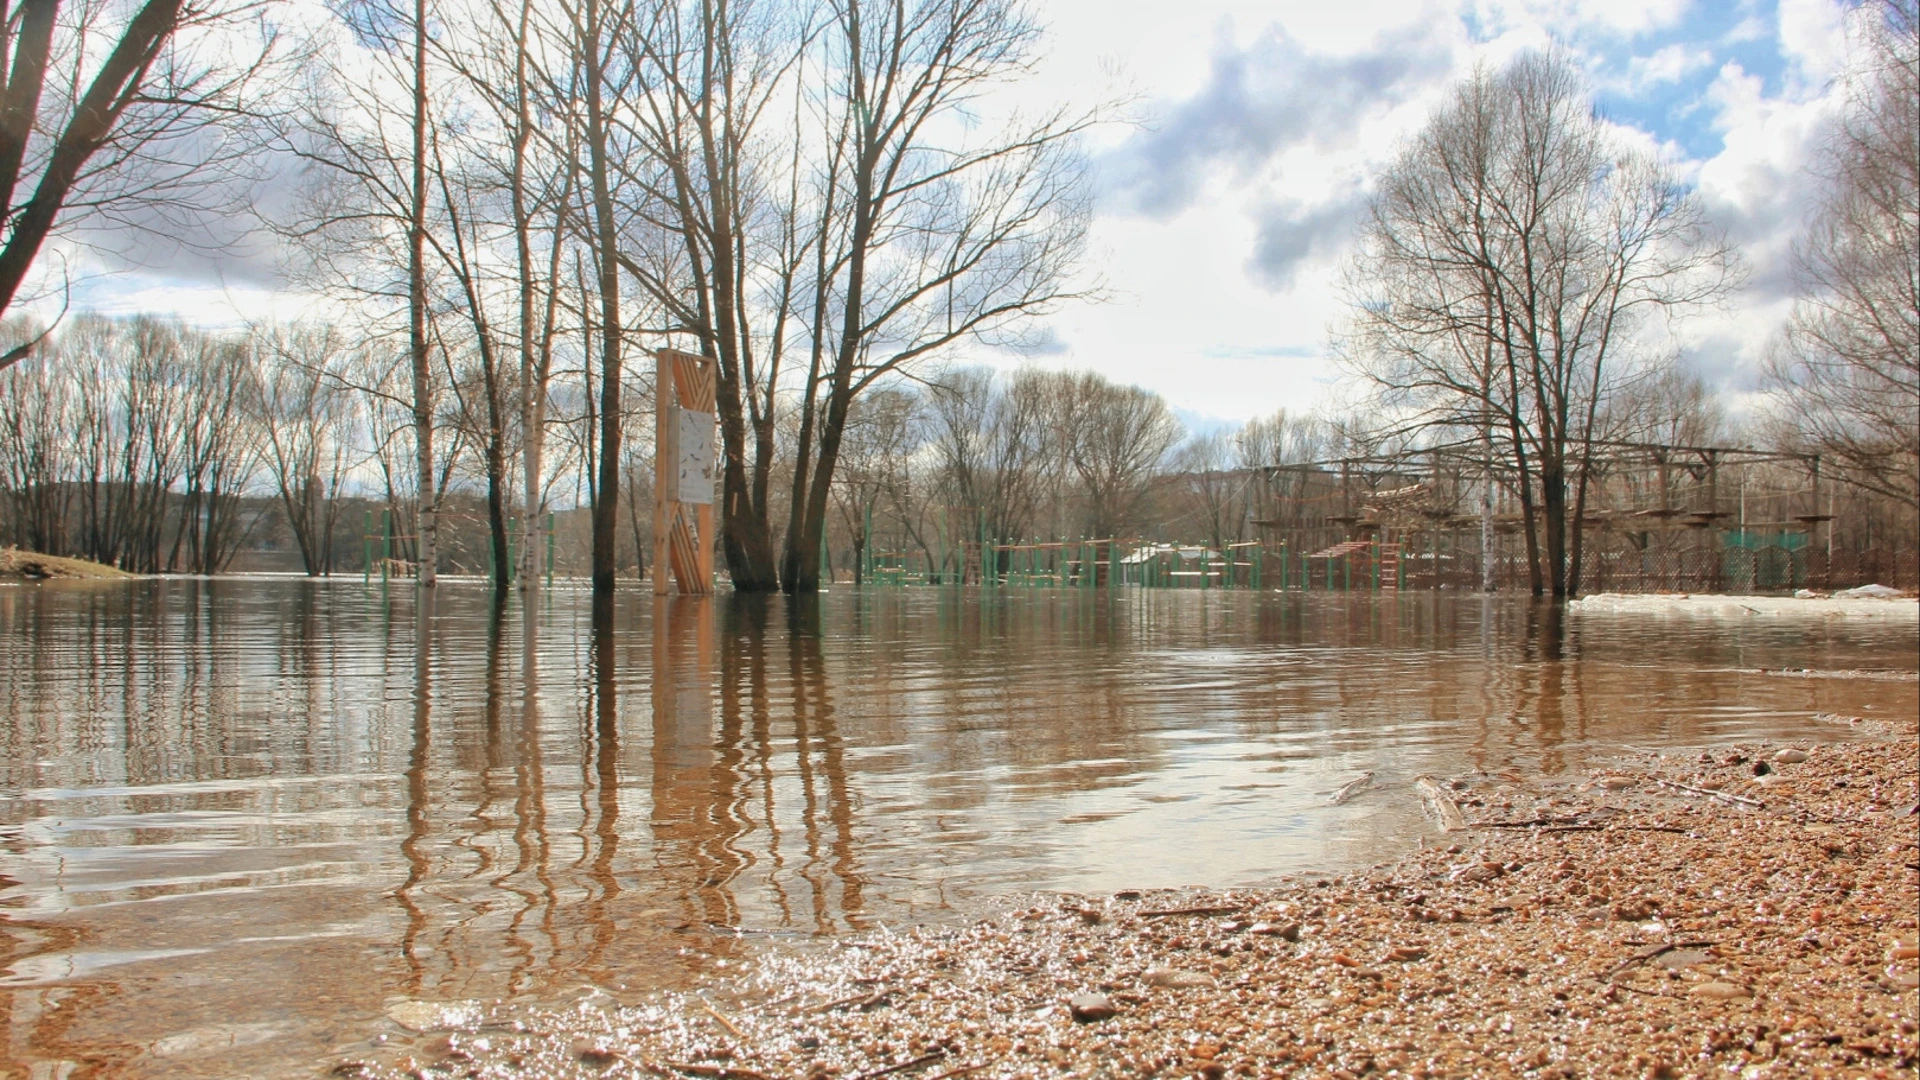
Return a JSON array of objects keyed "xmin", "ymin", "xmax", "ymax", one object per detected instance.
[
  {"xmin": 1342, "ymin": 50, "xmax": 1739, "ymax": 595},
  {"xmin": 567, "ymin": 0, "xmax": 634, "ymax": 593},
  {"xmin": 167, "ymin": 327, "xmax": 258, "ymax": 573},
  {"xmin": 614, "ymin": 0, "xmax": 807, "ymax": 591},
  {"xmin": 0, "ymin": 319, "xmax": 71, "ymax": 550},
  {"xmin": 778, "ymin": 0, "xmax": 1095, "ymax": 592},
  {"xmin": 1176, "ymin": 429, "xmax": 1239, "ymax": 557},
  {"xmin": 0, "ymin": 0, "xmax": 275, "ymax": 369},
  {"xmin": 1046, "ymin": 370, "xmax": 1182, "ymax": 539},
  {"xmin": 830, "ymin": 383, "xmax": 921, "ymax": 579},
  {"xmin": 255, "ymin": 323, "xmax": 359, "ymax": 575},
  {"xmin": 285, "ymin": 0, "xmax": 447, "ymax": 584},
  {"xmin": 1767, "ymin": 0, "xmax": 1919, "ymax": 509},
  {"xmin": 924, "ymin": 364, "xmax": 1044, "ymax": 550},
  {"xmin": 1, "ymin": 316, "xmax": 257, "ymax": 568}
]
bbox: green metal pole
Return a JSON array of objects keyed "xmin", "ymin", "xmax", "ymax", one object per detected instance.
[
  {"xmin": 364, "ymin": 510, "xmax": 373, "ymax": 584},
  {"xmin": 381, "ymin": 509, "xmax": 392, "ymax": 586},
  {"xmin": 1372, "ymin": 541, "xmax": 1379, "ymax": 592}
]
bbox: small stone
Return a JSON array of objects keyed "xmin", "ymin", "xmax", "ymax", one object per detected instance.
[
  {"xmin": 1598, "ymin": 776, "xmax": 1637, "ymax": 791},
  {"xmin": 574, "ymin": 1040, "xmax": 620, "ymax": 1067},
  {"xmin": 1068, "ymin": 992, "xmax": 1117, "ymax": 1022},
  {"xmin": 385, "ymin": 1000, "xmax": 484, "ymax": 1033},
  {"xmin": 1773, "ymin": 749, "xmax": 1809, "ymax": 764},
  {"xmin": 1250, "ymin": 921, "xmax": 1302, "ymax": 941},
  {"xmin": 1653, "ymin": 949, "xmax": 1710, "ymax": 970},
  {"xmin": 1690, "ymin": 982, "xmax": 1752, "ymax": 1001},
  {"xmin": 1611, "ymin": 898, "xmax": 1658, "ymax": 921},
  {"xmin": 1890, "ymin": 944, "xmax": 1919, "ymax": 962},
  {"xmin": 1144, "ymin": 967, "xmax": 1216, "ymax": 989},
  {"xmin": 1385, "ymin": 946, "xmax": 1427, "ymax": 962}
]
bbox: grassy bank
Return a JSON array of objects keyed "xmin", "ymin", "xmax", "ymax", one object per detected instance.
[
  {"xmin": 337, "ymin": 734, "xmax": 1918, "ymax": 1079},
  {"xmin": 0, "ymin": 548, "xmax": 133, "ymax": 580}
]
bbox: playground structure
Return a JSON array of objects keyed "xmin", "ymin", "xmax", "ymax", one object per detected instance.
[{"xmin": 841, "ymin": 439, "xmax": 1916, "ymax": 593}]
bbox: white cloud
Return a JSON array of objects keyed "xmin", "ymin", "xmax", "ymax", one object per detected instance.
[
  {"xmin": 1619, "ymin": 42, "xmax": 1717, "ymax": 92},
  {"xmin": 1776, "ymin": 0, "xmax": 1849, "ymax": 86}
]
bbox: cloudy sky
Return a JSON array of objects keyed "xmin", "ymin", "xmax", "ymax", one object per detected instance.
[{"xmin": 54, "ymin": 0, "xmax": 1865, "ymax": 430}]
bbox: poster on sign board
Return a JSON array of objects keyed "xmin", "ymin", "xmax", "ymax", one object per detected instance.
[{"xmin": 672, "ymin": 406, "xmax": 716, "ymax": 505}]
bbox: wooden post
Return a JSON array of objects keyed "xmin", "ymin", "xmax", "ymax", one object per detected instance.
[{"xmin": 653, "ymin": 349, "xmax": 718, "ymax": 595}]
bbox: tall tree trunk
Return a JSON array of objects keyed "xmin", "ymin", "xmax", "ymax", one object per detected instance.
[
  {"xmin": 409, "ymin": 0, "xmax": 437, "ymax": 588},
  {"xmin": 583, "ymin": 0, "xmax": 622, "ymax": 594},
  {"xmin": 512, "ymin": 0, "xmax": 547, "ymax": 594},
  {"xmin": 1542, "ymin": 462, "xmax": 1567, "ymax": 597},
  {"xmin": 778, "ymin": 226, "xmax": 832, "ymax": 591},
  {"xmin": 484, "ymin": 368, "xmax": 510, "ymax": 593}
]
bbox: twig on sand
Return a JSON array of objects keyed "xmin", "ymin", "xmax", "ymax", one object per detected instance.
[
  {"xmin": 1607, "ymin": 940, "xmax": 1719, "ymax": 979},
  {"xmin": 646, "ymin": 1062, "xmax": 775, "ymax": 1080},
  {"xmin": 1655, "ymin": 779, "xmax": 1763, "ymax": 808},
  {"xmin": 1414, "ymin": 775, "xmax": 1468, "ymax": 832},
  {"xmin": 854, "ymin": 1050, "xmax": 948, "ymax": 1079},
  {"xmin": 1474, "ymin": 817, "xmax": 1587, "ymax": 829},
  {"xmin": 924, "ymin": 1065, "xmax": 993, "ymax": 1080},
  {"xmin": 700, "ymin": 1001, "xmax": 747, "ymax": 1041},
  {"xmin": 1139, "ymin": 904, "xmax": 1245, "ymax": 918},
  {"xmin": 811, "ymin": 986, "xmax": 892, "ymax": 1013}
]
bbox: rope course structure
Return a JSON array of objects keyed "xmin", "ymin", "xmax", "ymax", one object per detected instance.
[{"xmin": 837, "ymin": 436, "xmax": 1913, "ymax": 593}]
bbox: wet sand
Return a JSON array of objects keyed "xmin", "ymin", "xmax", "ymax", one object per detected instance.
[{"xmin": 339, "ymin": 727, "xmax": 1919, "ymax": 1080}]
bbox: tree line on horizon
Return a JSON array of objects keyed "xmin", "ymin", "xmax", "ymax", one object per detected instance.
[{"xmin": 0, "ymin": 0, "xmax": 1912, "ymax": 596}]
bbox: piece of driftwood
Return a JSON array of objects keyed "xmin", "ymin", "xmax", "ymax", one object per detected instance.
[
  {"xmin": 854, "ymin": 1051, "xmax": 949, "ymax": 1079},
  {"xmin": 1329, "ymin": 771, "xmax": 1375, "ymax": 805},
  {"xmin": 924, "ymin": 1065, "xmax": 993, "ymax": 1080},
  {"xmin": 1414, "ymin": 774, "xmax": 1468, "ymax": 832},
  {"xmin": 701, "ymin": 1002, "xmax": 746, "ymax": 1041},
  {"xmin": 1655, "ymin": 778, "xmax": 1763, "ymax": 808},
  {"xmin": 647, "ymin": 1063, "xmax": 775, "ymax": 1080},
  {"xmin": 1139, "ymin": 904, "xmax": 1245, "ymax": 918}
]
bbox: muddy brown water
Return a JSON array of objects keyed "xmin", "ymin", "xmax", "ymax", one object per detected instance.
[{"xmin": 0, "ymin": 580, "xmax": 1913, "ymax": 1076}]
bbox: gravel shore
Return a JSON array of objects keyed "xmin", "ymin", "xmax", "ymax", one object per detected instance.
[{"xmin": 343, "ymin": 737, "xmax": 1919, "ymax": 1080}]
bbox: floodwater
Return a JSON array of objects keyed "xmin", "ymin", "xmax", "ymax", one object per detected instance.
[{"xmin": 1, "ymin": 581, "xmax": 1914, "ymax": 1077}]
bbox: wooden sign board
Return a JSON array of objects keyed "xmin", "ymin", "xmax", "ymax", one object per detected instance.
[{"xmin": 653, "ymin": 349, "xmax": 717, "ymax": 594}]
